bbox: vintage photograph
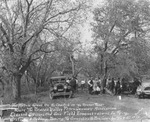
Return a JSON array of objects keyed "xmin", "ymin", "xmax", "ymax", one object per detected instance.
[{"xmin": 0, "ymin": 0, "xmax": 150, "ymax": 122}]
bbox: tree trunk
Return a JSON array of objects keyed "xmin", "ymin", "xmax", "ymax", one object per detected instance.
[
  {"xmin": 35, "ymin": 83, "xmax": 37, "ymax": 95},
  {"xmin": 0, "ymin": 79, "xmax": 4, "ymax": 97},
  {"xmin": 100, "ymin": 54, "xmax": 103, "ymax": 75},
  {"xmin": 101, "ymin": 60, "xmax": 108, "ymax": 94},
  {"xmin": 12, "ymin": 74, "xmax": 22, "ymax": 101},
  {"xmin": 25, "ymin": 74, "xmax": 30, "ymax": 92},
  {"xmin": 35, "ymin": 73, "xmax": 39, "ymax": 95},
  {"xmin": 101, "ymin": 76, "xmax": 107, "ymax": 94},
  {"xmin": 104, "ymin": 61, "xmax": 108, "ymax": 77},
  {"xmin": 70, "ymin": 55, "xmax": 75, "ymax": 76}
]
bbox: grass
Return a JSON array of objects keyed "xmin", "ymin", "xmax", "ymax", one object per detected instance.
[
  {"xmin": 2, "ymin": 83, "xmax": 49, "ymax": 104},
  {"xmin": 21, "ymin": 94, "xmax": 41, "ymax": 103}
]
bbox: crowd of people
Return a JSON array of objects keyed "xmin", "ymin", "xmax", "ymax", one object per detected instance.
[
  {"xmin": 66, "ymin": 76, "xmax": 128, "ymax": 96},
  {"xmin": 86, "ymin": 77, "xmax": 123, "ymax": 95}
]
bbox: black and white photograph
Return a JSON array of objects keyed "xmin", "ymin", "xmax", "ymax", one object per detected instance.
[{"xmin": 0, "ymin": 0, "xmax": 150, "ymax": 122}]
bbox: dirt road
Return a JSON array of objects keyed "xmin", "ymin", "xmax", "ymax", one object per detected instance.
[
  {"xmin": 37, "ymin": 91, "xmax": 150, "ymax": 122},
  {"xmin": 1, "ymin": 91, "xmax": 150, "ymax": 122}
]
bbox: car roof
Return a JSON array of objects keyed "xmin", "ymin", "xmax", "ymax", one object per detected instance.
[
  {"xmin": 50, "ymin": 76, "xmax": 67, "ymax": 80},
  {"xmin": 141, "ymin": 82, "xmax": 150, "ymax": 87}
]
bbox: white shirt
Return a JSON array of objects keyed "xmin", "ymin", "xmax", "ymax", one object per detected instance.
[
  {"xmin": 66, "ymin": 80, "xmax": 70, "ymax": 84},
  {"xmin": 81, "ymin": 80, "xmax": 85, "ymax": 84},
  {"xmin": 96, "ymin": 86, "xmax": 101, "ymax": 91},
  {"xmin": 76, "ymin": 80, "xmax": 78, "ymax": 84},
  {"xmin": 88, "ymin": 80, "xmax": 93, "ymax": 87}
]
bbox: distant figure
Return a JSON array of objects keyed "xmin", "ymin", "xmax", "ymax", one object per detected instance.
[
  {"xmin": 66, "ymin": 78, "xmax": 70, "ymax": 84},
  {"xmin": 81, "ymin": 80, "xmax": 86, "ymax": 91},
  {"xmin": 106, "ymin": 78, "xmax": 111, "ymax": 89},
  {"xmin": 115, "ymin": 78, "xmax": 121, "ymax": 95},
  {"xmin": 96, "ymin": 85, "xmax": 101, "ymax": 94},
  {"xmin": 93, "ymin": 79, "xmax": 97, "ymax": 91},
  {"xmin": 132, "ymin": 77, "xmax": 141, "ymax": 94},
  {"xmin": 70, "ymin": 77, "xmax": 77, "ymax": 94},
  {"xmin": 75, "ymin": 79, "xmax": 79, "ymax": 93},
  {"xmin": 92, "ymin": 78, "xmax": 100, "ymax": 95},
  {"xmin": 88, "ymin": 78, "xmax": 93, "ymax": 94},
  {"xmin": 110, "ymin": 78, "xmax": 115, "ymax": 93},
  {"xmin": 97, "ymin": 78, "xmax": 101, "ymax": 88}
]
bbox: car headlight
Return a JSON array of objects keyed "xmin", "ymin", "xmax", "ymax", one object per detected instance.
[
  {"xmin": 54, "ymin": 86, "xmax": 57, "ymax": 90},
  {"xmin": 64, "ymin": 85, "xmax": 67, "ymax": 89}
]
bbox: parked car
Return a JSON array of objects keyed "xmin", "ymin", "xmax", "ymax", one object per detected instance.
[
  {"xmin": 49, "ymin": 76, "xmax": 73, "ymax": 99},
  {"xmin": 136, "ymin": 81, "xmax": 150, "ymax": 98}
]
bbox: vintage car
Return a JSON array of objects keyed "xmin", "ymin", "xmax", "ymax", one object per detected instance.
[
  {"xmin": 136, "ymin": 80, "xmax": 150, "ymax": 99},
  {"xmin": 49, "ymin": 76, "xmax": 73, "ymax": 99}
]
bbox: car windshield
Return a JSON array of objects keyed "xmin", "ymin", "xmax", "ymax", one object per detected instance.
[
  {"xmin": 141, "ymin": 82, "xmax": 150, "ymax": 87},
  {"xmin": 51, "ymin": 78, "xmax": 66, "ymax": 84},
  {"xmin": 142, "ymin": 77, "xmax": 150, "ymax": 82},
  {"xmin": 144, "ymin": 87, "xmax": 150, "ymax": 90},
  {"xmin": 59, "ymin": 78, "xmax": 66, "ymax": 82}
]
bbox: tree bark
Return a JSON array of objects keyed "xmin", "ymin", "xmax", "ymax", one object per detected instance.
[
  {"xmin": 104, "ymin": 61, "xmax": 108, "ymax": 77},
  {"xmin": 12, "ymin": 74, "xmax": 22, "ymax": 101},
  {"xmin": 0, "ymin": 79, "xmax": 4, "ymax": 97},
  {"xmin": 100, "ymin": 54, "xmax": 103, "ymax": 75},
  {"xmin": 70, "ymin": 55, "xmax": 75, "ymax": 76},
  {"xmin": 100, "ymin": 59, "xmax": 108, "ymax": 94},
  {"xmin": 35, "ymin": 83, "xmax": 37, "ymax": 95},
  {"xmin": 25, "ymin": 73, "xmax": 30, "ymax": 93}
]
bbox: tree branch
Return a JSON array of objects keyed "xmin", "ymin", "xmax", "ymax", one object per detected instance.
[
  {"xmin": 111, "ymin": 31, "xmax": 131, "ymax": 55},
  {"xmin": 0, "ymin": 23, "xmax": 14, "ymax": 52},
  {"xmin": 42, "ymin": 0, "xmax": 53, "ymax": 23},
  {"xmin": 21, "ymin": 25, "xmax": 44, "ymax": 54},
  {"xmin": 44, "ymin": 4, "xmax": 81, "ymax": 26},
  {"xmin": 28, "ymin": 42, "xmax": 55, "ymax": 59},
  {"xmin": 109, "ymin": 21, "xmax": 116, "ymax": 34},
  {"xmin": 4, "ymin": 0, "xmax": 12, "ymax": 24},
  {"xmin": 24, "ymin": 0, "xmax": 34, "ymax": 37},
  {"xmin": 18, "ymin": 0, "xmax": 25, "ymax": 24},
  {"xmin": 0, "ymin": 23, "xmax": 9, "ymax": 42}
]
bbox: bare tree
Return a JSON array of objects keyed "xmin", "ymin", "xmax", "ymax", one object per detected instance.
[
  {"xmin": 0, "ymin": 0, "xmax": 88, "ymax": 101},
  {"xmin": 91, "ymin": 0, "xmax": 150, "ymax": 92}
]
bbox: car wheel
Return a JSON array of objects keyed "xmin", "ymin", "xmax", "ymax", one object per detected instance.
[{"xmin": 49, "ymin": 91, "xmax": 54, "ymax": 99}]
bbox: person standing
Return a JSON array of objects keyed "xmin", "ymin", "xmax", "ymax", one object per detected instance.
[
  {"xmin": 97, "ymin": 78, "xmax": 101, "ymax": 88},
  {"xmin": 75, "ymin": 78, "xmax": 79, "ymax": 93},
  {"xmin": 88, "ymin": 78, "xmax": 93, "ymax": 94},
  {"xmin": 115, "ymin": 78, "xmax": 121, "ymax": 95},
  {"xmin": 111, "ymin": 78, "xmax": 115, "ymax": 93},
  {"xmin": 92, "ymin": 78, "xmax": 97, "ymax": 94},
  {"xmin": 70, "ymin": 77, "xmax": 77, "ymax": 96},
  {"xmin": 81, "ymin": 79, "xmax": 86, "ymax": 91},
  {"xmin": 94, "ymin": 78, "xmax": 100, "ymax": 95},
  {"xmin": 66, "ymin": 78, "xmax": 70, "ymax": 84}
]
